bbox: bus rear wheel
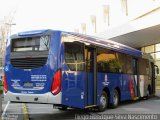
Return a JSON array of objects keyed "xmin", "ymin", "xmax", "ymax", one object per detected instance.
[
  {"xmin": 111, "ymin": 89, "xmax": 119, "ymax": 108},
  {"xmin": 98, "ymin": 91, "xmax": 108, "ymax": 112}
]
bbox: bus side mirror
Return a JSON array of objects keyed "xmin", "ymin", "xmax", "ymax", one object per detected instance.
[{"xmin": 155, "ymin": 65, "xmax": 159, "ymax": 74}]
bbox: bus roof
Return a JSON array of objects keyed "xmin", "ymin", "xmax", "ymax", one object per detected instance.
[
  {"xmin": 64, "ymin": 31, "xmax": 143, "ymax": 58},
  {"xmin": 14, "ymin": 29, "xmax": 144, "ymax": 58}
]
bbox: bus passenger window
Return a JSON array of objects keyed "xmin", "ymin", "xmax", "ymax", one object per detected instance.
[
  {"xmin": 116, "ymin": 53, "xmax": 126, "ymax": 73},
  {"xmin": 125, "ymin": 55, "xmax": 133, "ymax": 74},
  {"xmin": 97, "ymin": 48, "xmax": 121, "ymax": 73},
  {"xmin": 64, "ymin": 42, "xmax": 84, "ymax": 71}
]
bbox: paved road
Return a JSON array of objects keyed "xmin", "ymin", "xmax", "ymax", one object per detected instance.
[{"xmin": 1, "ymin": 90, "xmax": 160, "ymax": 120}]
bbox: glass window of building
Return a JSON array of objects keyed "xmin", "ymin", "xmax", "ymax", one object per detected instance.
[
  {"xmin": 145, "ymin": 45, "xmax": 154, "ymax": 53},
  {"xmin": 156, "ymin": 43, "xmax": 160, "ymax": 52},
  {"xmin": 155, "ymin": 44, "xmax": 160, "ymax": 60},
  {"xmin": 141, "ymin": 47, "xmax": 145, "ymax": 52}
]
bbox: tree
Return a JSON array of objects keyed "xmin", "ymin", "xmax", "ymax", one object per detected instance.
[{"xmin": 0, "ymin": 12, "xmax": 15, "ymax": 76}]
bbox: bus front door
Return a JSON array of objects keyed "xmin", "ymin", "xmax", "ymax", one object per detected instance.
[
  {"xmin": 132, "ymin": 58, "xmax": 140, "ymax": 99},
  {"xmin": 85, "ymin": 46, "xmax": 97, "ymax": 108}
]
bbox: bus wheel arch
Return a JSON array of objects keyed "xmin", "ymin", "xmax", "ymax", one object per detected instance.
[
  {"xmin": 98, "ymin": 87, "xmax": 110, "ymax": 112},
  {"xmin": 111, "ymin": 87, "xmax": 120, "ymax": 108},
  {"xmin": 103, "ymin": 87, "xmax": 110, "ymax": 105}
]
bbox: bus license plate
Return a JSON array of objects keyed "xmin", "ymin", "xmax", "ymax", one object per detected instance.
[{"xmin": 24, "ymin": 82, "xmax": 33, "ymax": 87}]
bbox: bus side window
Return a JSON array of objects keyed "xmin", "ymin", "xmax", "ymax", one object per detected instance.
[
  {"xmin": 97, "ymin": 47, "xmax": 121, "ymax": 73},
  {"xmin": 116, "ymin": 53, "xmax": 126, "ymax": 73},
  {"xmin": 125, "ymin": 55, "xmax": 133, "ymax": 74}
]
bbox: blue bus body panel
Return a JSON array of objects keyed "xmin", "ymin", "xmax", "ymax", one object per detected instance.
[
  {"xmin": 97, "ymin": 73, "xmax": 132, "ymax": 105},
  {"xmin": 120, "ymin": 74, "xmax": 133, "ymax": 101},
  {"xmin": 61, "ymin": 71, "xmax": 86, "ymax": 108},
  {"xmin": 6, "ymin": 65, "xmax": 51, "ymax": 94},
  {"xmin": 5, "ymin": 31, "xmax": 62, "ymax": 94},
  {"xmin": 87, "ymin": 73, "xmax": 94, "ymax": 105},
  {"xmin": 17, "ymin": 29, "xmax": 50, "ymax": 37}
]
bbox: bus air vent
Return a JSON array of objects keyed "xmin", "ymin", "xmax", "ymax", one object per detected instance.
[{"xmin": 11, "ymin": 57, "xmax": 47, "ymax": 69}]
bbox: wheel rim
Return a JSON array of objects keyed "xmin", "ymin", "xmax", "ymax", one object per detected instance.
[
  {"xmin": 113, "ymin": 90, "xmax": 118, "ymax": 106},
  {"xmin": 100, "ymin": 95, "xmax": 107, "ymax": 109}
]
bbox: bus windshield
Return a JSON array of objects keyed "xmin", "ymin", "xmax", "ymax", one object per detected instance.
[{"xmin": 11, "ymin": 35, "xmax": 50, "ymax": 52}]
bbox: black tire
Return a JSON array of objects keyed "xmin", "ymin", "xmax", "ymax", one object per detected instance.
[
  {"xmin": 111, "ymin": 89, "xmax": 119, "ymax": 108},
  {"xmin": 98, "ymin": 91, "xmax": 108, "ymax": 112},
  {"xmin": 58, "ymin": 106, "xmax": 68, "ymax": 111},
  {"xmin": 146, "ymin": 87, "xmax": 151, "ymax": 99}
]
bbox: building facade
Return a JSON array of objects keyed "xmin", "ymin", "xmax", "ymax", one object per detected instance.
[
  {"xmin": 141, "ymin": 44, "xmax": 160, "ymax": 89},
  {"xmin": 76, "ymin": 0, "xmax": 160, "ymax": 89}
]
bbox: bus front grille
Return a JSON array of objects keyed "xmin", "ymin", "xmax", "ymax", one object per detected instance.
[{"xmin": 11, "ymin": 57, "xmax": 47, "ymax": 69}]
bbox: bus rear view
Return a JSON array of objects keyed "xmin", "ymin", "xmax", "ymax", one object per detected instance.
[{"xmin": 4, "ymin": 30, "xmax": 62, "ymax": 105}]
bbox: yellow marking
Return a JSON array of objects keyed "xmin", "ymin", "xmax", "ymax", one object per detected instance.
[
  {"xmin": 85, "ymin": 105, "xmax": 97, "ymax": 109},
  {"xmin": 22, "ymin": 103, "xmax": 29, "ymax": 120}
]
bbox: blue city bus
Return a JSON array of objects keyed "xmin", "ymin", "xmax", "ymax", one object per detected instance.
[{"xmin": 4, "ymin": 29, "xmax": 158, "ymax": 111}]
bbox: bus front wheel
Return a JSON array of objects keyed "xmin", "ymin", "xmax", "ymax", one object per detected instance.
[{"xmin": 98, "ymin": 91, "xmax": 108, "ymax": 112}]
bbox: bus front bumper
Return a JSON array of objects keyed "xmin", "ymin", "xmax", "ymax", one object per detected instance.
[{"xmin": 4, "ymin": 91, "xmax": 62, "ymax": 104}]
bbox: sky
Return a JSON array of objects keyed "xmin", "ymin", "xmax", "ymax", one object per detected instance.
[
  {"xmin": 0, "ymin": 0, "xmax": 104, "ymax": 34},
  {"xmin": 1, "ymin": 0, "xmax": 160, "ymax": 35}
]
